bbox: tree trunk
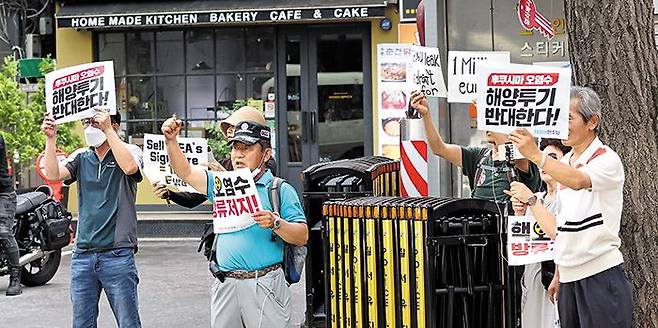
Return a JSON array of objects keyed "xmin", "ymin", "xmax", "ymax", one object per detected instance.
[{"xmin": 564, "ymin": 0, "xmax": 658, "ymax": 325}]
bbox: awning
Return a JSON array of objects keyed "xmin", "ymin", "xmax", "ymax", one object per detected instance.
[{"xmin": 56, "ymin": 0, "xmax": 389, "ymax": 29}]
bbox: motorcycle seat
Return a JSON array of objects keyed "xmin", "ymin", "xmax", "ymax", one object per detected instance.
[{"xmin": 16, "ymin": 192, "xmax": 49, "ymax": 215}]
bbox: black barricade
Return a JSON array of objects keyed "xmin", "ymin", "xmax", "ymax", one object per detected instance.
[
  {"xmin": 302, "ymin": 157, "xmax": 401, "ymax": 326},
  {"xmin": 323, "ymin": 197, "xmax": 509, "ymax": 328}
]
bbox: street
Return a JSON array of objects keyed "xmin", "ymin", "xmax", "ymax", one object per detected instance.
[{"xmin": 0, "ymin": 240, "xmax": 307, "ymax": 328}]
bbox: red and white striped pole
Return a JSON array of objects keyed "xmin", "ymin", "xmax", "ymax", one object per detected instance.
[{"xmin": 399, "ymin": 119, "xmax": 428, "ymax": 197}]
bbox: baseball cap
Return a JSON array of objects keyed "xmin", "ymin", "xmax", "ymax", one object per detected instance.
[
  {"xmin": 228, "ymin": 121, "xmax": 271, "ymax": 146},
  {"xmin": 220, "ymin": 106, "xmax": 266, "ymax": 137}
]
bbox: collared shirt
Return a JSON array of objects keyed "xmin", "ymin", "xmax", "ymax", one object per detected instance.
[
  {"xmin": 555, "ymin": 137, "xmax": 625, "ymax": 282},
  {"xmin": 206, "ymin": 170, "xmax": 306, "ymax": 272},
  {"xmin": 64, "ymin": 144, "xmax": 143, "ymax": 251}
]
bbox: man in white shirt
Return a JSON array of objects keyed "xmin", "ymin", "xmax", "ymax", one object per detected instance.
[{"xmin": 506, "ymin": 86, "xmax": 633, "ymax": 328}]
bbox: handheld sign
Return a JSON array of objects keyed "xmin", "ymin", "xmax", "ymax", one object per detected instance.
[
  {"xmin": 507, "ymin": 215, "xmax": 555, "ymax": 266},
  {"xmin": 410, "ymin": 45, "xmax": 447, "ymax": 98},
  {"xmin": 476, "ymin": 63, "xmax": 571, "ymax": 139},
  {"xmin": 210, "ymin": 169, "xmax": 263, "ymax": 234},
  {"xmin": 447, "ymin": 51, "xmax": 510, "ymax": 103},
  {"xmin": 45, "ymin": 61, "xmax": 117, "ymax": 124},
  {"xmin": 142, "ymin": 133, "xmax": 208, "ymax": 193}
]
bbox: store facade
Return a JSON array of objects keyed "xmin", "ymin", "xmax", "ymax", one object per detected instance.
[{"xmin": 55, "ymin": 0, "xmax": 400, "ymax": 211}]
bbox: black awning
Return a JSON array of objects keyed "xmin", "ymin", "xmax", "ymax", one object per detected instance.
[{"xmin": 56, "ymin": 0, "xmax": 388, "ymax": 29}]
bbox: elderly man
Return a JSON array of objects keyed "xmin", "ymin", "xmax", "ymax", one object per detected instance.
[
  {"xmin": 506, "ymin": 86, "xmax": 633, "ymax": 328},
  {"xmin": 161, "ymin": 117, "xmax": 308, "ymax": 328}
]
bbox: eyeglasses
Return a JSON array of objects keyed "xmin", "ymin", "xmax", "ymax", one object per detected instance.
[{"xmin": 81, "ymin": 118, "xmax": 95, "ymax": 127}]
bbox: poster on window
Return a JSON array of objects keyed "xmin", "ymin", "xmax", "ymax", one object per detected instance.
[
  {"xmin": 45, "ymin": 61, "xmax": 117, "ymax": 124},
  {"xmin": 447, "ymin": 51, "xmax": 510, "ymax": 103},
  {"xmin": 507, "ymin": 215, "xmax": 555, "ymax": 266},
  {"xmin": 377, "ymin": 44, "xmax": 415, "ymax": 159},
  {"xmin": 210, "ymin": 169, "xmax": 263, "ymax": 234},
  {"xmin": 142, "ymin": 134, "xmax": 208, "ymax": 193},
  {"xmin": 476, "ymin": 63, "xmax": 571, "ymax": 139}
]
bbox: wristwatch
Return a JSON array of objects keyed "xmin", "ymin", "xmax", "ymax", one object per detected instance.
[
  {"xmin": 526, "ymin": 195, "xmax": 538, "ymax": 206},
  {"xmin": 271, "ymin": 213, "xmax": 282, "ymax": 231}
]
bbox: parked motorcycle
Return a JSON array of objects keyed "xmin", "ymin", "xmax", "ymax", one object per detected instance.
[{"xmin": 0, "ymin": 186, "xmax": 72, "ymax": 287}]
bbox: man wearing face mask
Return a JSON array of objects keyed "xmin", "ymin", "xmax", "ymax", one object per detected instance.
[
  {"xmin": 161, "ymin": 117, "xmax": 308, "ymax": 328},
  {"xmin": 41, "ymin": 109, "xmax": 143, "ymax": 328}
]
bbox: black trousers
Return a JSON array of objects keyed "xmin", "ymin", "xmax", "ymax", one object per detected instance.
[
  {"xmin": 558, "ymin": 264, "xmax": 633, "ymax": 328},
  {"xmin": 0, "ymin": 191, "xmax": 18, "ymax": 268}
]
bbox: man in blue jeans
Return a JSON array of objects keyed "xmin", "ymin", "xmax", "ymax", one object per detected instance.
[{"xmin": 42, "ymin": 109, "xmax": 143, "ymax": 328}]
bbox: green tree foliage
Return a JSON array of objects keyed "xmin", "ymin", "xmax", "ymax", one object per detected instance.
[{"xmin": 0, "ymin": 56, "xmax": 82, "ymax": 168}]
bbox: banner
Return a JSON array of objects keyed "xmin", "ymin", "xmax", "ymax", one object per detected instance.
[
  {"xmin": 476, "ymin": 63, "xmax": 571, "ymax": 139},
  {"xmin": 507, "ymin": 215, "xmax": 555, "ymax": 266},
  {"xmin": 210, "ymin": 169, "xmax": 263, "ymax": 234},
  {"xmin": 45, "ymin": 61, "xmax": 117, "ymax": 124},
  {"xmin": 447, "ymin": 51, "xmax": 510, "ymax": 103},
  {"xmin": 142, "ymin": 134, "xmax": 208, "ymax": 193}
]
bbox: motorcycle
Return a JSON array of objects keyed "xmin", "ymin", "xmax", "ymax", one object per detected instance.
[{"xmin": 0, "ymin": 185, "xmax": 72, "ymax": 287}]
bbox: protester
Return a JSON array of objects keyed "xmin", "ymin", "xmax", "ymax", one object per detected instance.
[
  {"xmin": 506, "ymin": 86, "xmax": 633, "ymax": 328},
  {"xmin": 0, "ymin": 135, "xmax": 20, "ymax": 296},
  {"xmin": 161, "ymin": 117, "xmax": 308, "ymax": 328},
  {"xmin": 42, "ymin": 109, "xmax": 143, "ymax": 328},
  {"xmin": 153, "ymin": 106, "xmax": 276, "ymax": 208},
  {"xmin": 505, "ymin": 139, "xmax": 571, "ymax": 328},
  {"xmin": 410, "ymin": 90, "xmax": 541, "ymax": 200}
]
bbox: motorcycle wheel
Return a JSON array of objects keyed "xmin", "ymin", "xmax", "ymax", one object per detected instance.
[{"xmin": 21, "ymin": 250, "xmax": 62, "ymax": 287}]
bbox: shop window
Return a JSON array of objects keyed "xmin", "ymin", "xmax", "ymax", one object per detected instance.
[
  {"xmin": 245, "ymin": 28, "xmax": 274, "ymax": 72},
  {"xmin": 126, "ymin": 77, "xmax": 155, "ymax": 120},
  {"xmin": 156, "ymin": 31, "xmax": 184, "ymax": 74},
  {"xmin": 187, "ymin": 75, "xmax": 216, "ymax": 119},
  {"xmin": 127, "ymin": 32, "xmax": 155, "ymax": 74},
  {"xmin": 215, "ymin": 28, "xmax": 243, "ymax": 72},
  {"xmin": 186, "ymin": 30, "xmax": 214, "ymax": 74},
  {"xmin": 98, "ymin": 33, "xmax": 126, "ymax": 75},
  {"xmin": 156, "ymin": 76, "xmax": 185, "ymax": 119}
]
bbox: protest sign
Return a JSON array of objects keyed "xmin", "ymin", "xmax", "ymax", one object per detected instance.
[
  {"xmin": 410, "ymin": 46, "xmax": 447, "ymax": 98},
  {"xmin": 210, "ymin": 168, "xmax": 263, "ymax": 234},
  {"xmin": 476, "ymin": 63, "xmax": 571, "ymax": 139},
  {"xmin": 507, "ymin": 215, "xmax": 555, "ymax": 266},
  {"xmin": 447, "ymin": 51, "xmax": 510, "ymax": 103},
  {"xmin": 142, "ymin": 133, "xmax": 208, "ymax": 193},
  {"xmin": 45, "ymin": 61, "xmax": 117, "ymax": 124}
]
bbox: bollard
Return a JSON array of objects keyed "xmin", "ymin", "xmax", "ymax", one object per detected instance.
[{"xmin": 399, "ymin": 119, "xmax": 428, "ymax": 197}]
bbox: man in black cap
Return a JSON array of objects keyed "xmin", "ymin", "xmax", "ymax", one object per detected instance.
[{"xmin": 161, "ymin": 118, "xmax": 308, "ymax": 328}]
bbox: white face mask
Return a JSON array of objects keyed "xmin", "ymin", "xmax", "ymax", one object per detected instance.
[{"xmin": 84, "ymin": 126, "xmax": 107, "ymax": 148}]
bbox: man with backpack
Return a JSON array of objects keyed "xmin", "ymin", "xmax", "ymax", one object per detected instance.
[{"xmin": 161, "ymin": 117, "xmax": 308, "ymax": 328}]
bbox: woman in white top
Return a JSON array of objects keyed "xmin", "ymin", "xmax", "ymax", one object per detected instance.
[{"xmin": 507, "ymin": 139, "xmax": 571, "ymax": 328}]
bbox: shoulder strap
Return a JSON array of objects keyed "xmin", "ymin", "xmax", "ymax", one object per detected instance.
[
  {"xmin": 471, "ymin": 149, "xmax": 492, "ymax": 197},
  {"xmin": 269, "ymin": 177, "xmax": 285, "ymax": 214}
]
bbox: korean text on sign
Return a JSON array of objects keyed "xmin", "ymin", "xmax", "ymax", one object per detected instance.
[
  {"xmin": 45, "ymin": 61, "xmax": 117, "ymax": 124},
  {"xmin": 211, "ymin": 169, "xmax": 263, "ymax": 234},
  {"xmin": 476, "ymin": 63, "xmax": 571, "ymax": 139},
  {"xmin": 507, "ymin": 215, "xmax": 555, "ymax": 266}
]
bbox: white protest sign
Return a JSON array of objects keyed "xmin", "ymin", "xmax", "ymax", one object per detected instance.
[
  {"xmin": 210, "ymin": 168, "xmax": 263, "ymax": 234},
  {"xmin": 410, "ymin": 46, "xmax": 447, "ymax": 98},
  {"xmin": 45, "ymin": 61, "xmax": 117, "ymax": 124},
  {"xmin": 142, "ymin": 134, "xmax": 208, "ymax": 193},
  {"xmin": 507, "ymin": 215, "xmax": 555, "ymax": 266},
  {"xmin": 447, "ymin": 51, "xmax": 510, "ymax": 103},
  {"xmin": 476, "ymin": 63, "xmax": 571, "ymax": 139}
]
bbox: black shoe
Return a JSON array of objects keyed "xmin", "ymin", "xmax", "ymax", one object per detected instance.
[{"xmin": 6, "ymin": 267, "xmax": 22, "ymax": 296}]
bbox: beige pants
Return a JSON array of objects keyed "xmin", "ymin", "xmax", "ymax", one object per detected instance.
[
  {"xmin": 521, "ymin": 263, "xmax": 558, "ymax": 328},
  {"xmin": 210, "ymin": 268, "xmax": 292, "ymax": 328}
]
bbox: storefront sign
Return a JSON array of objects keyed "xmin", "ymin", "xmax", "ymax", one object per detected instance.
[
  {"xmin": 210, "ymin": 169, "xmax": 263, "ymax": 234},
  {"xmin": 476, "ymin": 63, "xmax": 571, "ymax": 139},
  {"xmin": 142, "ymin": 134, "xmax": 209, "ymax": 193},
  {"xmin": 507, "ymin": 215, "xmax": 555, "ymax": 266},
  {"xmin": 57, "ymin": 6, "xmax": 386, "ymax": 29},
  {"xmin": 518, "ymin": 0, "xmax": 555, "ymax": 40},
  {"xmin": 45, "ymin": 61, "xmax": 116, "ymax": 124}
]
